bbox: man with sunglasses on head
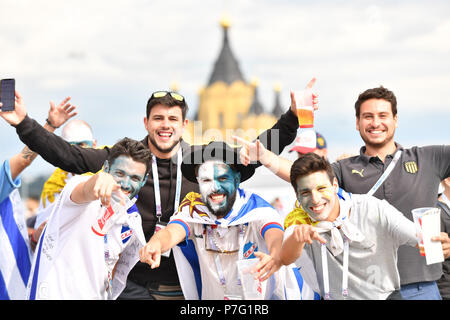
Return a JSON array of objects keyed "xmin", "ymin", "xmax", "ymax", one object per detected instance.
[{"xmin": 7, "ymin": 86, "xmax": 302, "ymax": 299}]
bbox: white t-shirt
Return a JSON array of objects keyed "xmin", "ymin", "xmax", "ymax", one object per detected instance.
[{"xmin": 27, "ymin": 175, "xmax": 143, "ymax": 300}]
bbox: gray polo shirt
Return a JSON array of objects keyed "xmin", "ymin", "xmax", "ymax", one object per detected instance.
[{"xmin": 331, "ymin": 143, "xmax": 450, "ymax": 285}]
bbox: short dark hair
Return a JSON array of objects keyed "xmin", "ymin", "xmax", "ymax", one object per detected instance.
[
  {"xmin": 290, "ymin": 153, "xmax": 335, "ymax": 193},
  {"xmin": 354, "ymin": 86, "xmax": 397, "ymax": 118},
  {"xmin": 108, "ymin": 137, "xmax": 152, "ymax": 176},
  {"xmin": 146, "ymin": 92, "xmax": 189, "ymax": 120}
]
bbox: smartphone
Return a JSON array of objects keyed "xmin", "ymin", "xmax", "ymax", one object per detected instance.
[{"xmin": 0, "ymin": 79, "xmax": 15, "ymax": 111}]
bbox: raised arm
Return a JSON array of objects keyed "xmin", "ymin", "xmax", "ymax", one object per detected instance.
[
  {"xmin": 1, "ymin": 91, "xmax": 78, "ymax": 179},
  {"xmin": 253, "ymin": 78, "xmax": 317, "ymax": 157},
  {"xmin": 233, "ymin": 136, "xmax": 293, "ymax": 182},
  {"xmin": 1, "ymin": 91, "xmax": 108, "ymax": 174}
]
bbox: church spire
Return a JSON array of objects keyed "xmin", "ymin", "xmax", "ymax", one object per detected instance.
[
  {"xmin": 271, "ymin": 83, "xmax": 283, "ymax": 118},
  {"xmin": 208, "ymin": 15, "xmax": 245, "ymax": 85},
  {"xmin": 248, "ymin": 78, "xmax": 264, "ymax": 115}
]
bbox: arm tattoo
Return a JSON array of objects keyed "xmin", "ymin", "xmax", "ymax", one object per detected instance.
[{"xmin": 21, "ymin": 146, "xmax": 38, "ymax": 162}]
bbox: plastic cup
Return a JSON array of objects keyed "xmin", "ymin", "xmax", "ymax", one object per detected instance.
[
  {"xmin": 294, "ymin": 89, "xmax": 314, "ymax": 128},
  {"xmin": 236, "ymin": 258, "xmax": 263, "ymax": 300},
  {"xmin": 411, "ymin": 207, "xmax": 439, "ymax": 257}
]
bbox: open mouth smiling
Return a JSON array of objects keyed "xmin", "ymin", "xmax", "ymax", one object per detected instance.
[
  {"xmin": 157, "ymin": 131, "xmax": 173, "ymax": 140},
  {"xmin": 209, "ymin": 193, "xmax": 226, "ymax": 204},
  {"xmin": 310, "ymin": 203, "xmax": 326, "ymax": 214}
]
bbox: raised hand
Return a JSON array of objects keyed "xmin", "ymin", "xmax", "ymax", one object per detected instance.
[
  {"xmin": 290, "ymin": 77, "xmax": 319, "ymax": 114},
  {"xmin": 232, "ymin": 135, "xmax": 268, "ymax": 166},
  {"xmin": 47, "ymin": 96, "xmax": 78, "ymax": 129},
  {"xmin": 0, "ymin": 90, "xmax": 28, "ymax": 125}
]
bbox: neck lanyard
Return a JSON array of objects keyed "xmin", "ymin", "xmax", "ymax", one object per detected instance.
[
  {"xmin": 441, "ymin": 193, "xmax": 450, "ymax": 208},
  {"xmin": 318, "ymin": 210, "xmax": 350, "ymax": 300},
  {"xmin": 367, "ymin": 150, "xmax": 402, "ymax": 196},
  {"xmin": 320, "ymin": 237, "xmax": 349, "ymax": 300},
  {"xmin": 151, "ymin": 147, "xmax": 183, "ymax": 222}
]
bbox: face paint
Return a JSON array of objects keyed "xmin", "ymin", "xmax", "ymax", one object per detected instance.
[
  {"xmin": 197, "ymin": 160, "xmax": 240, "ymax": 217},
  {"xmin": 295, "ymin": 171, "xmax": 338, "ymax": 222},
  {"xmin": 107, "ymin": 155, "xmax": 147, "ymax": 199}
]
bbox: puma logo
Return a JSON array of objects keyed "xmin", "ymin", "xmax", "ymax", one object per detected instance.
[{"xmin": 352, "ymin": 169, "xmax": 364, "ymax": 177}]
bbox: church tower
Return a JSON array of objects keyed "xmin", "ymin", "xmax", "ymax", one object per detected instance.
[{"xmin": 183, "ymin": 15, "xmax": 280, "ymax": 145}]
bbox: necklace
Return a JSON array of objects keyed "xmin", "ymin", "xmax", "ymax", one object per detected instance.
[{"xmin": 207, "ymin": 225, "xmax": 246, "ymax": 255}]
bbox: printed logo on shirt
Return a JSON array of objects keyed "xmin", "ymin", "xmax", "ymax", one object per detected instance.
[
  {"xmin": 243, "ymin": 241, "xmax": 258, "ymax": 259},
  {"xmin": 404, "ymin": 161, "xmax": 418, "ymax": 174},
  {"xmin": 351, "ymin": 168, "xmax": 364, "ymax": 177},
  {"xmin": 121, "ymin": 225, "xmax": 133, "ymax": 244}
]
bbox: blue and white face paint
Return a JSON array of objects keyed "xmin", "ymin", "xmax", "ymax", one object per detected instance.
[
  {"xmin": 197, "ymin": 160, "xmax": 240, "ymax": 218},
  {"xmin": 106, "ymin": 155, "xmax": 147, "ymax": 199}
]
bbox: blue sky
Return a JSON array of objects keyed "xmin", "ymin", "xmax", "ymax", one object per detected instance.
[{"xmin": 1, "ymin": 0, "xmax": 449, "ymax": 181}]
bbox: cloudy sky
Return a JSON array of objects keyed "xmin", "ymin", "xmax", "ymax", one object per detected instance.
[{"xmin": 1, "ymin": 0, "xmax": 449, "ymax": 180}]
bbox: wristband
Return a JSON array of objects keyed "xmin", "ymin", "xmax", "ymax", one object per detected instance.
[{"xmin": 46, "ymin": 118, "xmax": 59, "ymax": 129}]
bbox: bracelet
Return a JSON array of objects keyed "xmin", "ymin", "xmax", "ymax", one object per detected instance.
[{"xmin": 46, "ymin": 118, "xmax": 59, "ymax": 129}]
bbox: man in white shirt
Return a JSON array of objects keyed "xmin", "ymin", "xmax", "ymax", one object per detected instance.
[
  {"xmin": 27, "ymin": 137, "xmax": 151, "ymax": 299},
  {"xmin": 280, "ymin": 153, "xmax": 425, "ymax": 299},
  {"xmin": 139, "ymin": 141, "xmax": 286, "ymax": 300}
]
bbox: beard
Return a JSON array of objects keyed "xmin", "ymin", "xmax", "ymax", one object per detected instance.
[
  {"xmin": 204, "ymin": 190, "xmax": 237, "ymax": 218},
  {"xmin": 148, "ymin": 134, "xmax": 181, "ymax": 155}
]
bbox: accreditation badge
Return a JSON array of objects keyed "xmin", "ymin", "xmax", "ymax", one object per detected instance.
[{"xmin": 155, "ymin": 221, "xmax": 171, "ymax": 258}]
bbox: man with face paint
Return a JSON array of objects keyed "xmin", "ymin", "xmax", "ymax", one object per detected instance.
[
  {"xmin": 139, "ymin": 141, "xmax": 287, "ymax": 300},
  {"xmin": 27, "ymin": 138, "xmax": 152, "ymax": 299},
  {"xmin": 279, "ymin": 153, "xmax": 435, "ymax": 300}
]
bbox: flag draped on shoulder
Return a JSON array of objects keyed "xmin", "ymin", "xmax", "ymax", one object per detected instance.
[
  {"xmin": 171, "ymin": 189, "xmax": 318, "ymax": 300},
  {"xmin": 0, "ymin": 189, "xmax": 32, "ymax": 300}
]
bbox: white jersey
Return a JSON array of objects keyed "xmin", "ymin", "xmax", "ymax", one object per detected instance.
[
  {"xmin": 169, "ymin": 189, "xmax": 284, "ymax": 300},
  {"xmin": 27, "ymin": 175, "xmax": 145, "ymax": 300}
]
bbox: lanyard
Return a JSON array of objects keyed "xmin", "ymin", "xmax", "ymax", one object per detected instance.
[
  {"xmin": 441, "ymin": 193, "xmax": 450, "ymax": 208},
  {"xmin": 316, "ymin": 208, "xmax": 352, "ymax": 300},
  {"xmin": 367, "ymin": 150, "xmax": 402, "ymax": 196},
  {"xmin": 152, "ymin": 147, "xmax": 183, "ymax": 222},
  {"xmin": 321, "ymin": 237, "xmax": 349, "ymax": 300}
]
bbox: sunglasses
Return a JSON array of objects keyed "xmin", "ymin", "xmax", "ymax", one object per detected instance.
[{"xmin": 150, "ymin": 91, "xmax": 185, "ymax": 102}]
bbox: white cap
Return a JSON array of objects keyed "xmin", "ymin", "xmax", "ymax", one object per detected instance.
[{"xmin": 61, "ymin": 120, "xmax": 94, "ymax": 143}]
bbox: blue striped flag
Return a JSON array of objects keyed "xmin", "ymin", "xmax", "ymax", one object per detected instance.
[{"xmin": 0, "ymin": 189, "xmax": 32, "ymax": 300}]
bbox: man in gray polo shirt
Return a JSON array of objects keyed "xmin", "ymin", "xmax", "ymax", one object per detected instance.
[{"xmin": 332, "ymin": 86, "xmax": 450, "ymax": 299}]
